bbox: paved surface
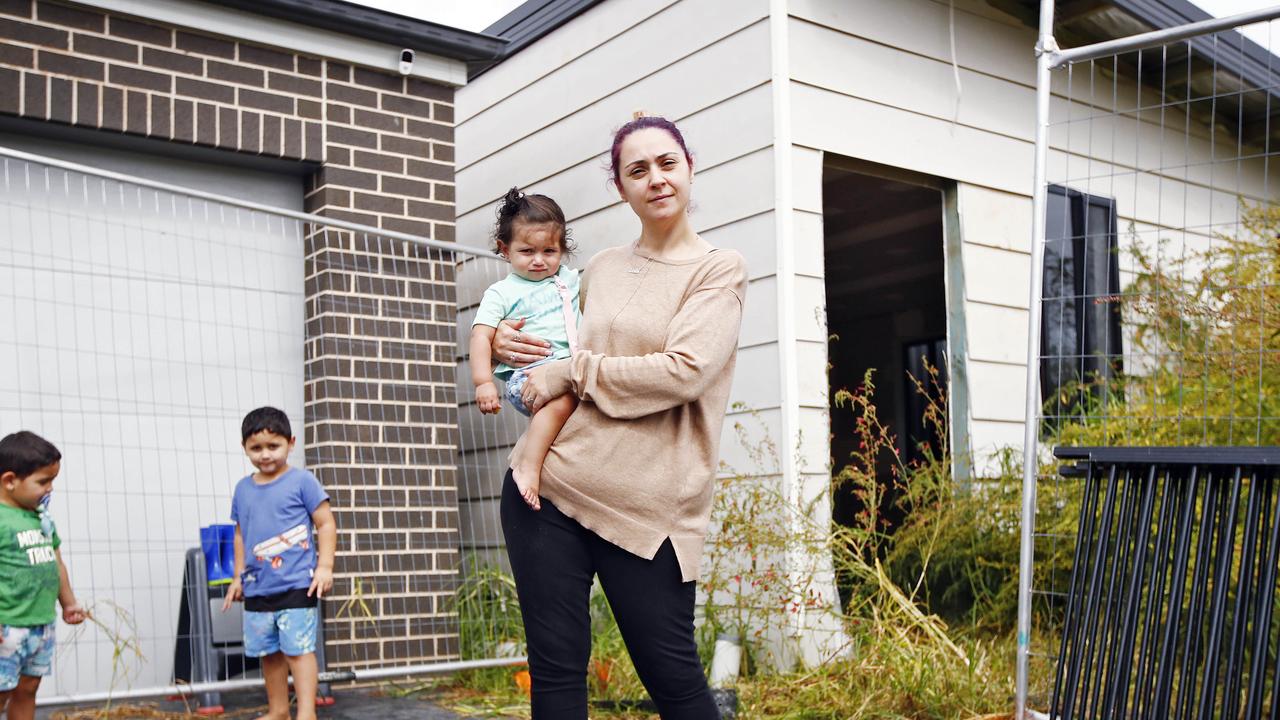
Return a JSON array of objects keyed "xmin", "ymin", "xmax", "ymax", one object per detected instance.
[{"xmin": 36, "ymin": 688, "xmax": 467, "ymax": 719}]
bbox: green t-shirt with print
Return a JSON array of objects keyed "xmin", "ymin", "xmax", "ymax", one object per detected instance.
[{"xmin": 0, "ymin": 503, "xmax": 61, "ymax": 627}]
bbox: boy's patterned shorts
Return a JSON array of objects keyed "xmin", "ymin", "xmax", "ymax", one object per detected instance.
[
  {"xmin": 243, "ymin": 606, "xmax": 317, "ymax": 658},
  {"xmin": 0, "ymin": 623, "xmax": 56, "ymax": 690}
]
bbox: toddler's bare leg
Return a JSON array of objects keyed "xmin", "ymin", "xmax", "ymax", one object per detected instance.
[
  {"xmin": 3, "ymin": 676, "xmax": 41, "ymax": 720},
  {"xmin": 512, "ymin": 395, "xmax": 577, "ymax": 510}
]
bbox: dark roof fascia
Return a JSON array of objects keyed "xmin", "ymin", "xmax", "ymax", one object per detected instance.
[
  {"xmin": 210, "ymin": 0, "xmax": 507, "ymax": 62},
  {"xmin": 1109, "ymin": 0, "xmax": 1280, "ymax": 90},
  {"xmin": 468, "ymin": 0, "xmax": 605, "ymax": 78}
]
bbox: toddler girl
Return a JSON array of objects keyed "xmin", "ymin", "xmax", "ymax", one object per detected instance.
[{"xmin": 469, "ymin": 188, "xmax": 579, "ymax": 511}]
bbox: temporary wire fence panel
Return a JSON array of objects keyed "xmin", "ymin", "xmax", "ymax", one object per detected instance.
[
  {"xmin": 1052, "ymin": 447, "xmax": 1280, "ymax": 720},
  {"xmin": 1021, "ymin": 8, "xmax": 1280, "ymax": 716},
  {"xmin": 0, "ymin": 148, "xmax": 519, "ymax": 702}
]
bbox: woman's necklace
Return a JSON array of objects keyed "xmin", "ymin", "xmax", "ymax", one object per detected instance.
[{"xmin": 625, "ymin": 241, "xmax": 653, "ymax": 275}]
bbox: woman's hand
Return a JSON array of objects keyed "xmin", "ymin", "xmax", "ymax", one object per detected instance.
[
  {"xmin": 520, "ymin": 361, "xmax": 564, "ymax": 414},
  {"xmin": 494, "ymin": 318, "xmax": 553, "ymax": 368}
]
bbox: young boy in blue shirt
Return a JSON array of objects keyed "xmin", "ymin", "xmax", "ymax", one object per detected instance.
[{"xmin": 221, "ymin": 408, "xmax": 335, "ymax": 720}]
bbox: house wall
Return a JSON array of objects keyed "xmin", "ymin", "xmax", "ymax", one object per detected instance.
[
  {"xmin": 0, "ymin": 0, "xmax": 462, "ymax": 680},
  {"xmin": 454, "ymin": 0, "xmax": 780, "ymax": 559},
  {"xmin": 787, "ymin": 0, "xmax": 1280, "ymax": 473}
]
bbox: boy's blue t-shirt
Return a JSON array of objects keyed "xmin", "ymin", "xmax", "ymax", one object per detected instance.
[
  {"xmin": 230, "ymin": 467, "xmax": 329, "ymax": 598},
  {"xmin": 472, "ymin": 266, "xmax": 581, "ymax": 381}
]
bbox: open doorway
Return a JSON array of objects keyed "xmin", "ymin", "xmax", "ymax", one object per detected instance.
[{"xmin": 824, "ymin": 157, "xmax": 949, "ymax": 544}]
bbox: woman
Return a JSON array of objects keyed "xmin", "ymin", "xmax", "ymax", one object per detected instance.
[{"xmin": 494, "ymin": 115, "xmax": 747, "ymax": 719}]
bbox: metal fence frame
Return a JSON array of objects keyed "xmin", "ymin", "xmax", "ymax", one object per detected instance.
[
  {"xmin": 1016, "ymin": 3, "xmax": 1280, "ymax": 717},
  {"xmin": 0, "ymin": 143, "xmax": 525, "ymax": 706}
]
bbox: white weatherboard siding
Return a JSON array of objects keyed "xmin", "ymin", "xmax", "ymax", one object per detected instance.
[
  {"xmin": 790, "ymin": 0, "xmax": 1279, "ymax": 474},
  {"xmin": 455, "ymin": 0, "xmax": 778, "ymax": 565}
]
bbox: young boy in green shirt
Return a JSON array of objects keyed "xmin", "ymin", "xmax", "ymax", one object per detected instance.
[{"xmin": 0, "ymin": 431, "xmax": 85, "ymax": 720}]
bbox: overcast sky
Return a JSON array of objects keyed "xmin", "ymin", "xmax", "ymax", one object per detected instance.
[{"xmin": 345, "ymin": 0, "xmax": 1277, "ymax": 49}]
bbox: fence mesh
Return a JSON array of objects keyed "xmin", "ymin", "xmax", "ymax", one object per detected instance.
[
  {"xmin": 1025, "ymin": 11, "xmax": 1280, "ymax": 714},
  {"xmin": 0, "ymin": 148, "xmax": 521, "ymax": 703}
]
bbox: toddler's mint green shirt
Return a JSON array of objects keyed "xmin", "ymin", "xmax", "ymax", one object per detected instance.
[{"xmin": 473, "ymin": 266, "xmax": 581, "ymax": 381}]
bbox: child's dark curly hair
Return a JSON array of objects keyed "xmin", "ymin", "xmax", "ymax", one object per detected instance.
[{"xmin": 491, "ymin": 187, "xmax": 576, "ymax": 256}]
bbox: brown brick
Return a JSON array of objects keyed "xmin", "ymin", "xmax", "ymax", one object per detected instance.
[
  {"xmin": 74, "ymin": 80, "xmax": 95, "ymax": 124},
  {"xmin": 36, "ymin": 1, "xmax": 101, "ymax": 31},
  {"xmin": 148, "ymin": 93, "xmax": 169, "ymax": 137},
  {"xmin": 433, "ymin": 184, "xmax": 455, "ymax": 203},
  {"xmin": 354, "ymin": 446, "xmax": 405, "ymax": 465},
  {"xmin": 262, "ymin": 113, "xmax": 281, "ymax": 155},
  {"xmin": 73, "ymin": 33, "xmax": 136, "ymax": 62},
  {"xmin": 382, "ymin": 217, "xmax": 433, "ymax": 237},
  {"xmin": 352, "ymin": 190, "xmax": 403, "ymax": 214},
  {"xmin": 407, "ymin": 200, "xmax": 452, "ymax": 221},
  {"xmin": 0, "ymin": 41, "xmax": 32, "ymax": 67},
  {"xmin": 240, "ymin": 109, "xmax": 259, "ymax": 152},
  {"xmin": 283, "ymin": 117, "xmax": 302, "ymax": 157},
  {"xmin": 175, "ymin": 31, "xmax": 233, "ymax": 58},
  {"xmin": 0, "ymin": 17, "xmax": 65, "ymax": 48},
  {"xmin": 239, "ymin": 43, "xmax": 292, "ymax": 70},
  {"xmin": 267, "ymin": 71, "xmax": 320, "ymax": 96},
  {"xmin": 327, "ymin": 82, "xmax": 375, "ymax": 107},
  {"xmin": 381, "ymin": 175, "xmax": 432, "ymax": 198},
  {"xmin": 238, "ymin": 87, "xmax": 291, "ymax": 113},
  {"xmin": 324, "ymin": 61, "xmax": 350, "ymax": 81},
  {"xmin": 354, "ymin": 108, "xmax": 403, "ymax": 133},
  {"xmin": 175, "ymin": 76, "xmax": 233, "ymax": 103},
  {"xmin": 353, "ymin": 151, "xmax": 403, "ymax": 174},
  {"xmin": 0, "ymin": 66, "xmax": 16, "ymax": 114},
  {"xmin": 142, "ymin": 47, "xmax": 201, "ymax": 74},
  {"xmin": 406, "ymin": 118, "xmax": 451, "ymax": 141},
  {"xmin": 123, "ymin": 88, "xmax": 144, "ymax": 132},
  {"xmin": 406, "ymin": 159, "xmax": 452, "ymax": 182},
  {"xmin": 173, "ymin": 98, "xmax": 193, "ymax": 141},
  {"xmin": 218, "ymin": 105, "xmax": 236, "ymax": 148},
  {"xmin": 296, "ymin": 98, "xmax": 320, "ymax": 119},
  {"xmin": 378, "ymin": 340, "xmax": 435, "ymax": 361},
  {"xmin": 323, "ymin": 208, "xmax": 379, "ymax": 226},
  {"xmin": 380, "ymin": 134, "xmax": 430, "ymax": 158},
  {"xmin": 109, "ymin": 17, "xmax": 170, "ymax": 46},
  {"xmin": 297, "ymin": 55, "xmax": 321, "ymax": 76},
  {"xmin": 351, "ymin": 358, "xmax": 405, "ymax": 378},
  {"xmin": 327, "ymin": 125, "xmax": 375, "ymax": 149},
  {"xmin": 433, "ymin": 103, "xmax": 454, "ymax": 124},
  {"xmin": 100, "ymin": 84, "xmax": 121, "ymax": 130},
  {"xmin": 0, "ymin": 0, "xmax": 31, "ymax": 18},
  {"xmin": 48, "ymin": 75, "xmax": 68, "ymax": 121},
  {"xmin": 325, "ymin": 103, "xmax": 349, "ymax": 124},
  {"xmin": 382, "ymin": 93, "xmax": 433, "ymax": 118},
  {"xmin": 305, "ymin": 120, "xmax": 321, "ymax": 160},
  {"xmin": 433, "ymin": 143, "xmax": 453, "ymax": 162},
  {"xmin": 406, "ymin": 78, "xmax": 449, "ymax": 102},
  {"xmin": 207, "ymin": 59, "xmax": 261, "ymax": 86},
  {"xmin": 307, "ymin": 187, "xmax": 349, "ymax": 210},
  {"xmin": 110, "ymin": 64, "xmax": 170, "ymax": 92},
  {"xmin": 37, "ymin": 50, "xmax": 102, "ymax": 80},
  {"xmin": 351, "ymin": 66, "xmax": 399, "ymax": 92},
  {"xmin": 431, "ymin": 223, "xmax": 455, "ymax": 243}
]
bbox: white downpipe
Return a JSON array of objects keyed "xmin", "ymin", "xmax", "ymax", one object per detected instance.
[
  {"xmin": 768, "ymin": 0, "xmax": 805, "ymax": 661},
  {"xmin": 1016, "ymin": 1, "xmax": 1056, "ymax": 718}
]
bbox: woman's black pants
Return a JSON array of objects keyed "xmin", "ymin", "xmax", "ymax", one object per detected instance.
[{"xmin": 500, "ymin": 470, "xmax": 719, "ymax": 719}]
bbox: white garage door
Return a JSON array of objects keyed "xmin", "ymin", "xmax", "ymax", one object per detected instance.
[{"xmin": 0, "ymin": 131, "xmax": 306, "ymax": 698}]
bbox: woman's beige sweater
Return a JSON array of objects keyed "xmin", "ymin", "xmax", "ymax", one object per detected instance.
[{"xmin": 537, "ymin": 243, "xmax": 748, "ymax": 582}]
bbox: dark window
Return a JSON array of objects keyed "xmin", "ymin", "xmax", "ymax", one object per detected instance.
[
  {"xmin": 1041, "ymin": 185, "xmax": 1123, "ymax": 429},
  {"xmin": 903, "ymin": 337, "xmax": 948, "ymax": 466}
]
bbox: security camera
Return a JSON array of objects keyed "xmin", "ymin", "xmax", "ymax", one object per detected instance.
[{"xmin": 398, "ymin": 49, "xmax": 414, "ymax": 75}]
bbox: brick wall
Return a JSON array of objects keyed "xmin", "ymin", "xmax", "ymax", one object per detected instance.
[{"xmin": 0, "ymin": 0, "xmax": 462, "ymax": 670}]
